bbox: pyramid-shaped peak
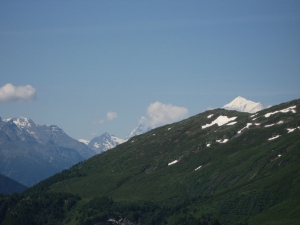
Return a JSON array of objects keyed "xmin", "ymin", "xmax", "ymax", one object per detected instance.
[{"xmin": 223, "ymin": 96, "xmax": 265, "ymax": 113}]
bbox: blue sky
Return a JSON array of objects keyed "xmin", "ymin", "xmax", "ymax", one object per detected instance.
[{"xmin": 0, "ymin": 1, "xmax": 299, "ymax": 140}]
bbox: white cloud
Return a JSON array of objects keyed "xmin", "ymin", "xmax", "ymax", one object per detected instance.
[
  {"xmin": 92, "ymin": 112, "xmax": 117, "ymax": 125},
  {"xmin": 107, "ymin": 111, "xmax": 118, "ymax": 120},
  {"xmin": 0, "ymin": 83, "xmax": 37, "ymax": 102},
  {"xmin": 137, "ymin": 116, "xmax": 152, "ymax": 130},
  {"xmin": 147, "ymin": 101, "xmax": 189, "ymax": 127}
]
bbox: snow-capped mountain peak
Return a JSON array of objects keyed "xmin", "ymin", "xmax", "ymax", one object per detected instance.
[
  {"xmin": 12, "ymin": 117, "xmax": 35, "ymax": 129},
  {"xmin": 126, "ymin": 117, "xmax": 152, "ymax": 139},
  {"xmin": 0, "ymin": 116, "xmax": 96, "ymax": 186},
  {"xmin": 111, "ymin": 135, "xmax": 126, "ymax": 144},
  {"xmin": 87, "ymin": 133, "xmax": 126, "ymax": 154},
  {"xmin": 222, "ymin": 96, "xmax": 265, "ymax": 113}
]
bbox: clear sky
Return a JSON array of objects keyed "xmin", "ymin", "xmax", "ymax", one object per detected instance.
[{"xmin": 0, "ymin": 1, "xmax": 299, "ymax": 140}]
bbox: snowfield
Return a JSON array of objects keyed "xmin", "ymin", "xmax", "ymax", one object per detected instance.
[
  {"xmin": 216, "ymin": 139, "xmax": 229, "ymax": 143},
  {"xmin": 264, "ymin": 105, "xmax": 296, "ymax": 117},
  {"xmin": 111, "ymin": 136, "xmax": 126, "ymax": 144},
  {"xmin": 265, "ymin": 124, "xmax": 274, "ymax": 128},
  {"xmin": 78, "ymin": 139, "xmax": 90, "ymax": 145},
  {"xmin": 287, "ymin": 128, "xmax": 296, "ymax": 133},
  {"xmin": 222, "ymin": 96, "xmax": 265, "ymax": 113},
  {"xmin": 265, "ymin": 120, "xmax": 284, "ymax": 128},
  {"xmin": 195, "ymin": 165, "xmax": 202, "ymax": 171},
  {"xmin": 227, "ymin": 121, "xmax": 237, "ymax": 125},
  {"xmin": 202, "ymin": 116, "xmax": 237, "ymax": 129},
  {"xmin": 168, "ymin": 160, "xmax": 178, "ymax": 166},
  {"xmin": 250, "ymin": 114, "xmax": 257, "ymax": 118},
  {"xmin": 268, "ymin": 135, "xmax": 281, "ymax": 141},
  {"xmin": 13, "ymin": 117, "xmax": 31, "ymax": 128},
  {"xmin": 238, "ymin": 123, "xmax": 253, "ymax": 134},
  {"xmin": 93, "ymin": 142, "xmax": 100, "ymax": 149}
]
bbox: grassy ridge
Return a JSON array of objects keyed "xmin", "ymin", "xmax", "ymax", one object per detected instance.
[{"xmin": 18, "ymin": 98, "xmax": 300, "ymax": 224}]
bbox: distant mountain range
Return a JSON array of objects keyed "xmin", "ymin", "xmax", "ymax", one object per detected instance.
[
  {"xmin": 0, "ymin": 174, "xmax": 27, "ymax": 195},
  {"xmin": 0, "ymin": 96, "xmax": 266, "ymax": 187},
  {"xmin": 78, "ymin": 116, "xmax": 152, "ymax": 153},
  {"xmin": 0, "ymin": 117, "xmax": 96, "ymax": 187},
  {"xmin": 86, "ymin": 133, "xmax": 126, "ymax": 154},
  {"xmin": 80, "ymin": 96, "xmax": 267, "ymax": 152}
]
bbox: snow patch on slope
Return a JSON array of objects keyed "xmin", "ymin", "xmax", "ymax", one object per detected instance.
[
  {"xmin": 13, "ymin": 117, "xmax": 31, "ymax": 128},
  {"xmin": 287, "ymin": 128, "xmax": 296, "ymax": 133},
  {"xmin": 216, "ymin": 139, "xmax": 229, "ymax": 143},
  {"xmin": 195, "ymin": 165, "xmax": 202, "ymax": 171},
  {"xmin": 207, "ymin": 114, "xmax": 214, "ymax": 118},
  {"xmin": 202, "ymin": 116, "xmax": 237, "ymax": 129},
  {"xmin": 264, "ymin": 106, "xmax": 296, "ymax": 117},
  {"xmin": 238, "ymin": 123, "xmax": 260, "ymax": 134},
  {"xmin": 268, "ymin": 135, "xmax": 281, "ymax": 141},
  {"xmin": 227, "ymin": 121, "xmax": 237, "ymax": 125},
  {"xmin": 168, "ymin": 160, "xmax": 178, "ymax": 166},
  {"xmin": 111, "ymin": 135, "xmax": 126, "ymax": 145},
  {"xmin": 78, "ymin": 139, "xmax": 90, "ymax": 145}
]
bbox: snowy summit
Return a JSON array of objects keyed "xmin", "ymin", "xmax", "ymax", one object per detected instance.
[
  {"xmin": 87, "ymin": 133, "xmax": 126, "ymax": 154},
  {"xmin": 222, "ymin": 96, "xmax": 265, "ymax": 113}
]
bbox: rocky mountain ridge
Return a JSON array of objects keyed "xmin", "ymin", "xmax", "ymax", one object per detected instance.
[
  {"xmin": 87, "ymin": 132, "xmax": 126, "ymax": 154},
  {"xmin": 0, "ymin": 117, "xmax": 96, "ymax": 186}
]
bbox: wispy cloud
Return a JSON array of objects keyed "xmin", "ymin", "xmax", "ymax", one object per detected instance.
[
  {"xmin": 0, "ymin": 83, "xmax": 37, "ymax": 102},
  {"xmin": 92, "ymin": 111, "xmax": 118, "ymax": 125},
  {"xmin": 107, "ymin": 111, "xmax": 118, "ymax": 120}
]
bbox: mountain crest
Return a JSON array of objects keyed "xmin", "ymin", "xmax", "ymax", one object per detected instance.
[
  {"xmin": 222, "ymin": 96, "xmax": 265, "ymax": 113},
  {"xmin": 12, "ymin": 117, "xmax": 35, "ymax": 129},
  {"xmin": 0, "ymin": 116, "xmax": 96, "ymax": 186},
  {"xmin": 87, "ymin": 132, "xmax": 126, "ymax": 154}
]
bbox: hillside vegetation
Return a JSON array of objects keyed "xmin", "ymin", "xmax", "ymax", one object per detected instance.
[{"xmin": 1, "ymin": 99, "xmax": 300, "ymax": 225}]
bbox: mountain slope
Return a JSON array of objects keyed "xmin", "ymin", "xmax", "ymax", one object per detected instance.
[
  {"xmin": 11, "ymin": 117, "xmax": 95, "ymax": 159},
  {"xmin": 22, "ymin": 98, "xmax": 300, "ymax": 224},
  {"xmin": 0, "ymin": 174, "xmax": 27, "ymax": 195},
  {"xmin": 0, "ymin": 117, "xmax": 96, "ymax": 186},
  {"xmin": 223, "ymin": 96, "xmax": 265, "ymax": 113}
]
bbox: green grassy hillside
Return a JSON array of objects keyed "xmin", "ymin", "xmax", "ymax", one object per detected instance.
[{"xmin": 2, "ymin": 99, "xmax": 300, "ymax": 225}]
